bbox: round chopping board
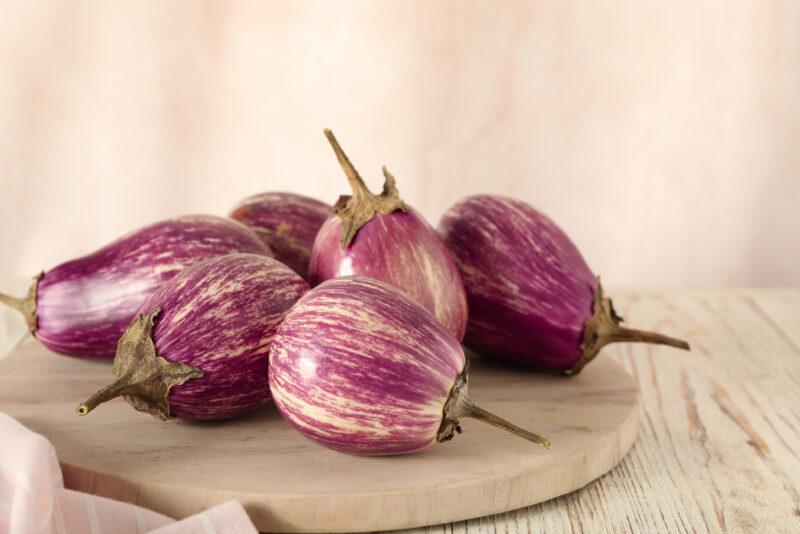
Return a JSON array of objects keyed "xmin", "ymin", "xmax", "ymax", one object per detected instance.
[{"xmin": 0, "ymin": 339, "xmax": 638, "ymax": 533}]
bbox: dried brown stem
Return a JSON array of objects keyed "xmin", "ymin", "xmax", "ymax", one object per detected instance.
[
  {"xmin": 437, "ymin": 362, "xmax": 551, "ymax": 449},
  {"xmin": 566, "ymin": 281, "xmax": 691, "ymax": 375},
  {"xmin": 0, "ymin": 274, "xmax": 40, "ymax": 332},
  {"xmin": 323, "ymin": 129, "xmax": 407, "ymax": 248},
  {"xmin": 324, "ymin": 129, "xmax": 371, "ymax": 203},
  {"xmin": 0, "ymin": 293, "xmax": 25, "ymax": 313},
  {"xmin": 76, "ymin": 309, "xmax": 202, "ymax": 420},
  {"xmin": 77, "ymin": 378, "xmax": 135, "ymax": 415}
]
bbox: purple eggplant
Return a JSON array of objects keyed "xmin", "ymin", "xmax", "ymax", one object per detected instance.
[
  {"xmin": 438, "ymin": 195, "xmax": 690, "ymax": 375},
  {"xmin": 229, "ymin": 192, "xmax": 330, "ymax": 280},
  {"xmin": 0, "ymin": 215, "xmax": 271, "ymax": 358},
  {"xmin": 77, "ymin": 253, "xmax": 308, "ymax": 420},
  {"xmin": 308, "ymin": 130, "xmax": 468, "ymax": 340},
  {"xmin": 268, "ymin": 276, "xmax": 550, "ymax": 455}
]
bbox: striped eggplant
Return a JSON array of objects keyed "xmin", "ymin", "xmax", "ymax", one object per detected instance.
[
  {"xmin": 229, "ymin": 192, "xmax": 330, "ymax": 280},
  {"xmin": 269, "ymin": 276, "xmax": 550, "ymax": 455},
  {"xmin": 77, "ymin": 253, "xmax": 309, "ymax": 420},
  {"xmin": 0, "ymin": 216, "xmax": 271, "ymax": 358},
  {"xmin": 308, "ymin": 130, "xmax": 468, "ymax": 340},
  {"xmin": 438, "ymin": 195, "xmax": 690, "ymax": 375}
]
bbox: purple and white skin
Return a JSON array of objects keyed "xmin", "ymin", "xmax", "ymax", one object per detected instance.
[
  {"xmin": 229, "ymin": 192, "xmax": 330, "ymax": 281},
  {"xmin": 0, "ymin": 215, "xmax": 272, "ymax": 358},
  {"xmin": 308, "ymin": 130, "xmax": 468, "ymax": 340},
  {"xmin": 438, "ymin": 195, "xmax": 690, "ymax": 375},
  {"xmin": 269, "ymin": 276, "xmax": 550, "ymax": 455},
  {"xmin": 77, "ymin": 253, "xmax": 309, "ymax": 421}
]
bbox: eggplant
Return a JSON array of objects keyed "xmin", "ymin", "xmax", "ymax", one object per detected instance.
[
  {"xmin": 438, "ymin": 195, "xmax": 690, "ymax": 374},
  {"xmin": 268, "ymin": 276, "xmax": 550, "ymax": 455},
  {"xmin": 0, "ymin": 215, "xmax": 271, "ymax": 358},
  {"xmin": 308, "ymin": 130, "xmax": 468, "ymax": 340},
  {"xmin": 77, "ymin": 253, "xmax": 309, "ymax": 420},
  {"xmin": 229, "ymin": 192, "xmax": 330, "ymax": 280}
]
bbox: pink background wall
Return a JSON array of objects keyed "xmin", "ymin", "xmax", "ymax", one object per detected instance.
[{"xmin": 1, "ymin": 1, "xmax": 798, "ymax": 287}]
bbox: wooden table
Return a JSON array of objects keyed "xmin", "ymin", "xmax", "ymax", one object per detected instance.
[
  {"xmin": 2, "ymin": 289, "xmax": 799, "ymax": 532},
  {"xmin": 393, "ymin": 289, "xmax": 800, "ymax": 533}
]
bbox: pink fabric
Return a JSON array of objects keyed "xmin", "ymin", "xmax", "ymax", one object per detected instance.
[{"xmin": 0, "ymin": 412, "xmax": 257, "ymax": 534}]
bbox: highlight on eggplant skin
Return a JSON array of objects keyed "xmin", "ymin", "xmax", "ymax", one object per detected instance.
[
  {"xmin": 308, "ymin": 129, "xmax": 469, "ymax": 340},
  {"xmin": 268, "ymin": 275, "xmax": 550, "ymax": 456},
  {"xmin": 438, "ymin": 195, "xmax": 690, "ymax": 374},
  {"xmin": 229, "ymin": 192, "xmax": 330, "ymax": 281},
  {"xmin": 0, "ymin": 215, "xmax": 272, "ymax": 358},
  {"xmin": 77, "ymin": 253, "xmax": 309, "ymax": 421}
]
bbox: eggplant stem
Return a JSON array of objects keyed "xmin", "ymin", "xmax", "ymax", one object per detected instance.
[
  {"xmin": 75, "ymin": 310, "xmax": 202, "ymax": 421},
  {"xmin": 76, "ymin": 376, "xmax": 134, "ymax": 415},
  {"xmin": 322, "ymin": 129, "xmax": 407, "ymax": 248},
  {"xmin": 381, "ymin": 166, "xmax": 400, "ymax": 197},
  {"xmin": 459, "ymin": 397, "xmax": 551, "ymax": 449},
  {"xmin": 437, "ymin": 361, "xmax": 551, "ymax": 449},
  {"xmin": 608, "ymin": 325, "xmax": 690, "ymax": 350},
  {"xmin": 324, "ymin": 129, "xmax": 373, "ymax": 202},
  {"xmin": 0, "ymin": 292, "xmax": 25, "ymax": 313},
  {"xmin": 0, "ymin": 275, "xmax": 40, "ymax": 332},
  {"xmin": 567, "ymin": 281, "xmax": 691, "ymax": 375}
]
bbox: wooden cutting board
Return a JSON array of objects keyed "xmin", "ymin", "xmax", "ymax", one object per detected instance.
[{"xmin": 0, "ymin": 339, "xmax": 638, "ymax": 533}]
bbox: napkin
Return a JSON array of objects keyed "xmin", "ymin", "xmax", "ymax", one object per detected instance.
[{"xmin": 0, "ymin": 411, "xmax": 257, "ymax": 534}]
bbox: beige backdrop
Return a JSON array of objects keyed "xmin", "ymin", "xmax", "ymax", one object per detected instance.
[{"xmin": 1, "ymin": 1, "xmax": 798, "ymax": 288}]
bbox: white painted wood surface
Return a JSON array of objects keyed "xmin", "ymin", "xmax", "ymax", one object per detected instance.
[
  {"xmin": 392, "ymin": 289, "xmax": 800, "ymax": 533},
  {"xmin": 1, "ymin": 289, "xmax": 799, "ymax": 532}
]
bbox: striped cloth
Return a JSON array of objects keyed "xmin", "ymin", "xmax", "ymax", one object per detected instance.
[{"xmin": 0, "ymin": 412, "xmax": 257, "ymax": 534}]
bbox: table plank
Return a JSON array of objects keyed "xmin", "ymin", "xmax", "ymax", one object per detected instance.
[{"xmin": 393, "ymin": 290, "xmax": 800, "ymax": 533}]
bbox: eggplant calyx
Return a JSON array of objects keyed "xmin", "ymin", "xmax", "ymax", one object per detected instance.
[
  {"xmin": 75, "ymin": 309, "xmax": 202, "ymax": 421},
  {"xmin": 323, "ymin": 129, "xmax": 407, "ymax": 248},
  {"xmin": 567, "ymin": 281, "xmax": 691, "ymax": 376},
  {"xmin": 437, "ymin": 360, "xmax": 551, "ymax": 449},
  {"xmin": 0, "ymin": 273, "xmax": 41, "ymax": 333}
]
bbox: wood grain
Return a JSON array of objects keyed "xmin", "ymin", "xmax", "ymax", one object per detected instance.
[
  {"xmin": 2, "ymin": 289, "xmax": 797, "ymax": 532},
  {"xmin": 0, "ymin": 338, "xmax": 637, "ymax": 532},
  {"xmin": 390, "ymin": 290, "xmax": 800, "ymax": 533}
]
